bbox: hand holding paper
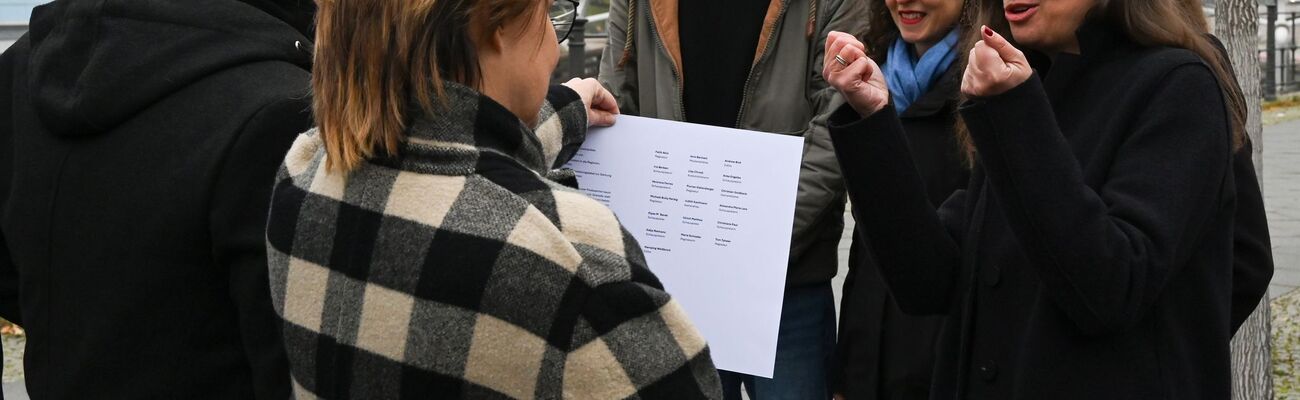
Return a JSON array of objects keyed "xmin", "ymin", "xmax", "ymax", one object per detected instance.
[
  {"xmin": 561, "ymin": 78, "xmax": 620, "ymax": 126},
  {"xmin": 563, "ymin": 116, "xmax": 804, "ymax": 377}
]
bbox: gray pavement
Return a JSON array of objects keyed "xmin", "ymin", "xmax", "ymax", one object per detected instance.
[
  {"xmin": 1265, "ymin": 118, "xmax": 1300, "ymax": 298},
  {"xmin": 2, "ymin": 381, "xmax": 22, "ymax": 400},
  {"xmin": 832, "ymin": 209, "xmax": 854, "ymax": 318}
]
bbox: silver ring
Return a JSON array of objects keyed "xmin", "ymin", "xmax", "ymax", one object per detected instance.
[{"xmin": 835, "ymin": 55, "xmax": 849, "ymax": 67}]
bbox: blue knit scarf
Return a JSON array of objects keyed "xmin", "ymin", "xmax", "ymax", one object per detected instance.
[{"xmin": 885, "ymin": 29, "xmax": 960, "ymax": 113}]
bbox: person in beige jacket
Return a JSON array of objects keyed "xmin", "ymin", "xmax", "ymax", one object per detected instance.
[{"xmin": 268, "ymin": 0, "xmax": 722, "ymax": 397}]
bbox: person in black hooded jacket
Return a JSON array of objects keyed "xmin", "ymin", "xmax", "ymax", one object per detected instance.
[{"xmin": 0, "ymin": 0, "xmax": 314, "ymax": 398}]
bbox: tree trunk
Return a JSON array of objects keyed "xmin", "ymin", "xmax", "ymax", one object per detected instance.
[{"xmin": 1216, "ymin": 1, "xmax": 1274, "ymax": 399}]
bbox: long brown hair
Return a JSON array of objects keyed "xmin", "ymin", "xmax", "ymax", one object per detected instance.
[
  {"xmin": 863, "ymin": 0, "xmax": 902, "ymax": 62},
  {"xmin": 312, "ymin": 0, "xmax": 543, "ymax": 172},
  {"xmin": 862, "ymin": 0, "xmax": 972, "ymax": 63},
  {"xmin": 955, "ymin": 0, "xmax": 1248, "ymax": 164}
]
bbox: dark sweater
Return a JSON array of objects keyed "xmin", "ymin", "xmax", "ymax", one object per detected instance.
[
  {"xmin": 829, "ymin": 22, "xmax": 1262, "ymax": 399},
  {"xmin": 0, "ymin": 0, "xmax": 313, "ymax": 398},
  {"xmin": 678, "ymin": 0, "xmax": 771, "ymax": 127}
]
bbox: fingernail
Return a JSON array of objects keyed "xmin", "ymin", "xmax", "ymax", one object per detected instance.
[{"xmin": 983, "ymin": 26, "xmax": 994, "ymax": 37}]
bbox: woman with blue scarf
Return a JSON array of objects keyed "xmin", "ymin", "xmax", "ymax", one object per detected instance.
[{"xmin": 829, "ymin": 1, "xmax": 968, "ymax": 399}]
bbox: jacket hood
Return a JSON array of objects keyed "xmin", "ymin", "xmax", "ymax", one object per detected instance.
[
  {"xmin": 27, "ymin": 0, "xmax": 314, "ymax": 137},
  {"xmin": 237, "ymin": 0, "xmax": 316, "ymax": 39}
]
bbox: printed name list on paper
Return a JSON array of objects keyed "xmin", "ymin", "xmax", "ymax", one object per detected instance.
[{"xmin": 562, "ymin": 115, "xmax": 804, "ymax": 378}]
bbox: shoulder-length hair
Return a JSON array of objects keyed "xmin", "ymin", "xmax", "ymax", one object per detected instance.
[
  {"xmin": 312, "ymin": 0, "xmax": 543, "ymax": 172},
  {"xmin": 954, "ymin": 0, "xmax": 1248, "ymax": 163}
]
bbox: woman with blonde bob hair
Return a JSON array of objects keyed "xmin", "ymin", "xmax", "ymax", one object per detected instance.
[{"xmin": 265, "ymin": 0, "xmax": 723, "ymax": 398}]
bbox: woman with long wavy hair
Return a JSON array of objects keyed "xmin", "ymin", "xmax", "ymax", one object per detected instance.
[
  {"xmin": 821, "ymin": 0, "xmax": 1270, "ymax": 397},
  {"xmin": 829, "ymin": 1, "xmax": 970, "ymax": 399}
]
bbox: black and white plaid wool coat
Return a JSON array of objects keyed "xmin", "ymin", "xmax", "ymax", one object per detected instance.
[{"xmin": 266, "ymin": 83, "xmax": 723, "ymax": 399}]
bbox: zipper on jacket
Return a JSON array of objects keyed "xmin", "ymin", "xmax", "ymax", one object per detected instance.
[
  {"xmin": 733, "ymin": 0, "xmax": 791, "ymax": 129},
  {"xmin": 643, "ymin": 0, "xmax": 688, "ymax": 120}
]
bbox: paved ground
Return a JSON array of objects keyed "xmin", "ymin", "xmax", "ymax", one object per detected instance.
[
  {"xmin": 1263, "ymin": 118, "xmax": 1300, "ymax": 298},
  {"xmin": 832, "ymin": 210, "xmax": 853, "ymax": 318},
  {"xmin": 1, "ymin": 381, "xmax": 22, "ymax": 400},
  {"xmin": 2, "ymin": 334, "xmax": 22, "ymax": 399}
]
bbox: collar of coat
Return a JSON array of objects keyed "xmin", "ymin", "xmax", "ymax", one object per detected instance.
[
  {"xmin": 381, "ymin": 81, "xmax": 551, "ymax": 176},
  {"xmin": 638, "ymin": 0, "xmax": 808, "ymax": 76},
  {"xmin": 900, "ymin": 62, "xmax": 962, "ymax": 119},
  {"xmin": 1027, "ymin": 18, "xmax": 1133, "ymax": 102}
]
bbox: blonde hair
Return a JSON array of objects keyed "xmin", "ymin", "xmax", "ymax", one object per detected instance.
[{"xmin": 312, "ymin": 0, "xmax": 542, "ymax": 172}]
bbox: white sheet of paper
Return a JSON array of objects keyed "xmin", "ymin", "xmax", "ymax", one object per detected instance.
[{"xmin": 563, "ymin": 115, "xmax": 804, "ymax": 378}]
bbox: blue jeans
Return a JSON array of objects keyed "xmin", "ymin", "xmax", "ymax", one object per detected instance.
[{"xmin": 720, "ymin": 282, "xmax": 836, "ymax": 400}]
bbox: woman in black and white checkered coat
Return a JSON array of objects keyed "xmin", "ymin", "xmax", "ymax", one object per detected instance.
[{"xmin": 264, "ymin": 0, "xmax": 723, "ymax": 398}]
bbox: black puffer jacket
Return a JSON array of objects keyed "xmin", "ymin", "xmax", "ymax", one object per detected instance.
[{"xmin": 0, "ymin": 0, "xmax": 313, "ymax": 398}]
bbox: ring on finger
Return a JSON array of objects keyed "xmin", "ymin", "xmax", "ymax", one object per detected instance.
[{"xmin": 835, "ymin": 55, "xmax": 849, "ymax": 67}]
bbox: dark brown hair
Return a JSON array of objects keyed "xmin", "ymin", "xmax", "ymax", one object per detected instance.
[
  {"xmin": 862, "ymin": 0, "xmax": 972, "ymax": 63},
  {"xmin": 312, "ymin": 0, "xmax": 543, "ymax": 172},
  {"xmin": 863, "ymin": 0, "xmax": 902, "ymax": 62},
  {"xmin": 954, "ymin": 0, "xmax": 1248, "ymax": 164}
]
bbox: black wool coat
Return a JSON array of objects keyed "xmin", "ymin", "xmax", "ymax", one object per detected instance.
[
  {"xmin": 1205, "ymin": 34, "xmax": 1274, "ymax": 336},
  {"xmin": 831, "ymin": 66, "xmax": 968, "ymax": 400},
  {"xmin": 0, "ymin": 0, "xmax": 313, "ymax": 398},
  {"xmin": 829, "ymin": 23, "xmax": 1269, "ymax": 399}
]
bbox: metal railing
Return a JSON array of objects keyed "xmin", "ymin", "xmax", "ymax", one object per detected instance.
[
  {"xmin": 1265, "ymin": 45, "xmax": 1300, "ymax": 95},
  {"xmin": 1263, "ymin": 9, "xmax": 1288, "ymax": 98},
  {"xmin": 1263, "ymin": 10, "xmax": 1300, "ymax": 98}
]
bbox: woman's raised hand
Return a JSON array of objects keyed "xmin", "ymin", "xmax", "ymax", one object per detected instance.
[
  {"xmin": 962, "ymin": 26, "xmax": 1033, "ymax": 98},
  {"xmin": 823, "ymin": 31, "xmax": 890, "ymax": 118},
  {"xmin": 563, "ymin": 78, "xmax": 620, "ymax": 127}
]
